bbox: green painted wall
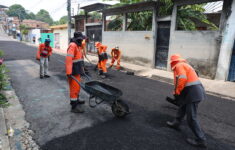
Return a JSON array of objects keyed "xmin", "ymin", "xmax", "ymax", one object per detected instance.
[{"xmin": 40, "ymin": 33, "xmax": 54, "ymax": 48}]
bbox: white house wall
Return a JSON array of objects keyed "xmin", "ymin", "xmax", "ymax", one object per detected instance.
[
  {"xmin": 168, "ymin": 5, "xmax": 221, "ymax": 79},
  {"xmin": 53, "ymin": 28, "xmax": 75, "ymax": 52},
  {"xmin": 102, "ymin": 31, "xmax": 154, "ymax": 66}
]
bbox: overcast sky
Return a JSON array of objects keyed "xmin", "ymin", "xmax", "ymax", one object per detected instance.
[{"xmin": 1, "ymin": 0, "xmax": 115, "ymax": 21}]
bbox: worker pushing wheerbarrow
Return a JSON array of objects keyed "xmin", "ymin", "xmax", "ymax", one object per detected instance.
[{"xmin": 65, "ymin": 32, "xmax": 129, "ymax": 118}]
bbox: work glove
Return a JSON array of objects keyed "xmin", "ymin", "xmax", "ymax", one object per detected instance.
[{"xmin": 174, "ymin": 94, "xmax": 180, "ymax": 101}]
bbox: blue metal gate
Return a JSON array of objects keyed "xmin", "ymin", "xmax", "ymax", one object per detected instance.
[{"xmin": 228, "ymin": 40, "xmax": 235, "ymax": 81}]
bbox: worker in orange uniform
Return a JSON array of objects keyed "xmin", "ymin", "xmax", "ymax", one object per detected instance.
[
  {"xmin": 66, "ymin": 34, "xmax": 85, "ymax": 113},
  {"xmin": 109, "ymin": 46, "xmax": 121, "ymax": 70},
  {"xmin": 166, "ymin": 54, "xmax": 207, "ymax": 148},
  {"xmin": 95, "ymin": 42, "xmax": 108, "ymax": 78},
  {"xmin": 36, "ymin": 38, "xmax": 52, "ymax": 79}
]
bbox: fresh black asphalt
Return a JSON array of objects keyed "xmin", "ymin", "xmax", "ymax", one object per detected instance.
[{"xmin": 1, "ymin": 40, "xmax": 235, "ymax": 150}]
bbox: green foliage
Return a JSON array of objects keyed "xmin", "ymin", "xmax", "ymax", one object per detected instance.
[
  {"xmin": 177, "ymin": 4, "xmax": 219, "ymax": 30},
  {"xmin": 6, "ymin": 4, "xmax": 28, "ymax": 20},
  {"xmin": 0, "ymin": 50, "xmax": 9, "ymax": 91},
  {"xmin": 107, "ymin": 15, "xmax": 123, "ymax": 31},
  {"xmin": 0, "ymin": 93, "xmax": 10, "ymax": 108},
  {"xmin": 53, "ymin": 16, "xmax": 68, "ymax": 25},
  {"xmin": 19, "ymin": 24, "xmax": 29, "ymax": 35},
  {"xmin": 104, "ymin": 0, "xmax": 218, "ymax": 31},
  {"xmin": 127, "ymin": 11, "xmax": 152, "ymax": 31},
  {"xmin": 36, "ymin": 9, "xmax": 54, "ymax": 25},
  {"xmin": 89, "ymin": 12, "xmax": 102, "ymax": 20},
  {"xmin": 59, "ymin": 16, "xmax": 68, "ymax": 24},
  {"xmin": 27, "ymin": 12, "xmax": 36, "ymax": 20}
]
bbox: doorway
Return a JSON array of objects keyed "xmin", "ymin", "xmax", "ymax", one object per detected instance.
[
  {"xmin": 155, "ymin": 21, "xmax": 171, "ymax": 70},
  {"xmin": 86, "ymin": 25, "xmax": 102, "ymax": 53}
]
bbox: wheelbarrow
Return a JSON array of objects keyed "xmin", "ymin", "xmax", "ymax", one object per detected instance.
[{"xmin": 71, "ymin": 75, "xmax": 130, "ymax": 118}]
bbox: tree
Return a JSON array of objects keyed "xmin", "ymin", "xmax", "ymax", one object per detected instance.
[
  {"xmin": 6, "ymin": 4, "xmax": 28, "ymax": 20},
  {"xmin": 36, "ymin": 9, "xmax": 53, "ymax": 25},
  {"xmin": 19, "ymin": 24, "xmax": 29, "ymax": 35},
  {"xmin": 27, "ymin": 12, "xmax": 36, "ymax": 20},
  {"xmin": 104, "ymin": 0, "xmax": 218, "ymax": 31},
  {"xmin": 59, "ymin": 16, "xmax": 68, "ymax": 24}
]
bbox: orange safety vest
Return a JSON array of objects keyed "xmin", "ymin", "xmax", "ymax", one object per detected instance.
[
  {"xmin": 65, "ymin": 42, "xmax": 84, "ymax": 75},
  {"xmin": 98, "ymin": 45, "xmax": 108, "ymax": 61},
  {"xmin": 111, "ymin": 48, "xmax": 121, "ymax": 60},
  {"xmin": 36, "ymin": 43, "xmax": 52, "ymax": 59},
  {"xmin": 173, "ymin": 62, "xmax": 201, "ymax": 95}
]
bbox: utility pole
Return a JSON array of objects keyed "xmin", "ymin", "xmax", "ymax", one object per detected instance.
[{"xmin": 67, "ymin": 0, "xmax": 71, "ymax": 44}]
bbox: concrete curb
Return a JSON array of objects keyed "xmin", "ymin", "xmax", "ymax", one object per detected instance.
[{"xmin": 0, "ymin": 108, "xmax": 10, "ymax": 150}]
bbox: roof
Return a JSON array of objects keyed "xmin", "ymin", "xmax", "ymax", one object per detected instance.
[
  {"xmin": 0, "ymin": 5, "xmax": 8, "ymax": 8},
  {"xmin": 50, "ymin": 24, "xmax": 67, "ymax": 29},
  {"xmin": 102, "ymin": 1, "xmax": 162, "ymax": 16},
  {"xmin": 80, "ymin": 2, "xmax": 112, "ymax": 12},
  {"xmin": 173, "ymin": 0, "xmax": 223, "ymax": 5}
]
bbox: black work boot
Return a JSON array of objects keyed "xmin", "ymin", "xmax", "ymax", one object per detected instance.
[
  {"xmin": 166, "ymin": 120, "xmax": 181, "ymax": 130},
  {"xmin": 186, "ymin": 138, "xmax": 207, "ymax": 148},
  {"xmin": 70, "ymin": 101, "xmax": 84, "ymax": 113},
  {"xmin": 40, "ymin": 75, "xmax": 44, "ymax": 79},
  {"xmin": 44, "ymin": 75, "xmax": 50, "ymax": 78},
  {"xmin": 98, "ymin": 70, "xmax": 103, "ymax": 75},
  {"xmin": 77, "ymin": 98, "xmax": 85, "ymax": 104},
  {"xmin": 101, "ymin": 73, "xmax": 107, "ymax": 79}
]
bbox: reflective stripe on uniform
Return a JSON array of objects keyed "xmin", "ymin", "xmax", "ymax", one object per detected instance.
[
  {"xmin": 72, "ymin": 59, "xmax": 84, "ymax": 63},
  {"xmin": 186, "ymin": 80, "xmax": 201, "ymax": 87},
  {"xmin": 67, "ymin": 54, "xmax": 74, "ymax": 57},
  {"xmin": 70, "ymin": 98, "xmax": 77, "ymax": 101},
  {"xmin": 178, "ymin": 75, "xmax": 187, "ymax": 79}
]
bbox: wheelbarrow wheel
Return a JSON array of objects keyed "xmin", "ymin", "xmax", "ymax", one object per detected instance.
[{"xmin": 112, "ymin": 99, "xmax": 129, "ymax": 118}]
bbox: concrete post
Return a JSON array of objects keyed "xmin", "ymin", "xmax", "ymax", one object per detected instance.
[
  {"xmin": 152, "ymin": 6, "xmax": 158, "ymax": 68},
  {"xmin": 215, "ymin": 0, "xmax": 235, "ymax": 80},
  {"xmin": 123, "ymin": 13, "xmax": 127, "ymax": 31},
  {"xmin": 167, "ymin": 4, "xmax": 178, "ymax": 71}
]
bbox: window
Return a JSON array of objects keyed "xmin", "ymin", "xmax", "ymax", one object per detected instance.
[
  {"xmin": 105, "ymin": 15, "xmax": 123, "ymax": 31},
  {"xmin": 126, "ymin": 11, "xmax": 152, "ymax": 31},
  {"xmin": 176, "ymin": 1, "xmax": 223, "ymax": 31}
]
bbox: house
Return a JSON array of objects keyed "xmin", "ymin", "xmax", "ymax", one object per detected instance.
[
  {"xmin": 50, "ymin": 24, "xmax": 75, "ymax": 51},
  {"xmin": 74, "ymin": 0, "xmax": 235, "ymax": 81}
]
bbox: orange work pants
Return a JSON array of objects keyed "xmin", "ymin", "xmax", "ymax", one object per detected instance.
[
  {"xmin": 110, "ymin": 58, "xmax": 120, "ymax": 69},
  {"xmin": 68, "ymin": 75, "xmax": 81, "ymax": 101},
  {"xmin": 98, "ymin": 59, "xmax": 107, "ymax": 73}
]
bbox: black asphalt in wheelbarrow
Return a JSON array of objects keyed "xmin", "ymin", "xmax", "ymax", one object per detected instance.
[{"xmin": 71, "ymin": 75, "xmax": 129, "ymax": 118}]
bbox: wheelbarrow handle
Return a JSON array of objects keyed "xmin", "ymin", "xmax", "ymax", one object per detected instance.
[{"xmin": 70, "ymin": 75, "xmax": 85, "ymax": 89}]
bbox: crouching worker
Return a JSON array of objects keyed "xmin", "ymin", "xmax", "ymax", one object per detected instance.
[
  {"xmin": 166, "ymin": 54, "xmax": 207, "ymax": 148},
  {"xmin": 66, "ymin": 36, "xmax": 85, "ymax": 113},
  {"xmin": 36, "ymin": 38, "xmax": 52, "ymax": 79},
  {"xmin": 95, "ymin": 42, "xmax": 108, "ymax": 78},
  {"xmin": 109, "ymin": 46, "xmax": 121, "ymax": 70}
]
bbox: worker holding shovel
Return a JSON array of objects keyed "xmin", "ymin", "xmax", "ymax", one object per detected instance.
[
  {"xmin": 66, "ymin": 35, "xmax": 85, "ymax": 113},
  {"xmin": 166, "ymin": 54, "xmax": 207, "ymax": 148},
  {"xmin": 109, "ymin": 46, "xmax": 121, "ymax": 70},
  {"xmin": 95, "ymin": 42, "xmax": 108, "ymax": 78}
]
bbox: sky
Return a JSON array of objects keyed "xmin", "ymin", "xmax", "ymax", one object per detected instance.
[{"xmin": 1, "ymin": 0, "xmax": 118, "ymax": 21}]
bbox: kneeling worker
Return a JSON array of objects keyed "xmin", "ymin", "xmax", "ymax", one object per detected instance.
[
  {"xmin": 109, "ymin": 46, "xmax": 121, "ymax": 70},
  {"xmin": 36, "ymin": 38, "xmax": 52, "ymax": 79},
  {"xmin": 166, "ymin": 54, "xmax": 207, "ymax": 148},
  {"xmin": 66, "ymin": 35, "xmax": 85, "ymax": 113},
  {"xmin": 95, "ymin": 42, "xmax": 108, "ymax": 78}
]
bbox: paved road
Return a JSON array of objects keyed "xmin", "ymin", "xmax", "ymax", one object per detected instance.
[{"xmin": 1, "ymin": 37, "xmax": 235, "ymax": 150}]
